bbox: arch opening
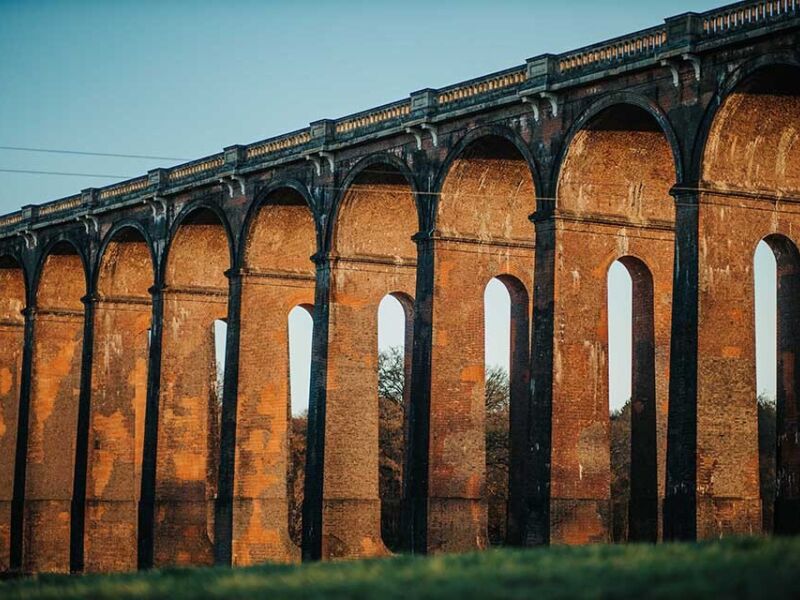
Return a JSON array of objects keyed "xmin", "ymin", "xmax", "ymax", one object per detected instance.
[
  {"xmin": 607, "ymin": 257, "xmax": 657, "ymax": 544},
  {"xmin": 0, "ymin": 256, "xmax": 25, "ymax": 572},
  {"xmin": 484, "ymin": 276, "xmax": 530, "ymax": 547},
  {"xmin": 755, "ymin": 235, "xmax": 800, "ymax": 535},
  {"xmin": 26, "ymin": 241, "xmax": 86, "ymax": 573},
  {"xmin": 377, "ymin": 292, "xmax": 412, "ymax": 553},
  {"xmin": 156, "ymin": 208, "xmax": 230, "ymax": 567},
  {"xmin": 288, "ymin": 304, "xmax": 313, "ymax": 550}
]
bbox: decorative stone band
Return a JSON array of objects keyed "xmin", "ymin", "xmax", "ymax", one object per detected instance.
[
  {"xmin": 246, "ymin": 131, "xmax": 312, "ymax": 160},
  {"xmin": 703, "ymin": 0, "xmax": 798, "ymax": 35},
  {"xmin": 437, "ymin": 70, "xmax": 526, "ymax": 106},
  {"xmin": 99, "ymin": 177, "xmax": 149, "ymax": 201},
  {"xmin": 558, "ymin": 28, "xmax": 667, "ymax": 74},
  {"xmin": 39, "ymin": 195, "xmax": 82, "ymax": 217},
  {"xmin": 336, "ymin": 102, "xmax": 411, "ymax": 134},
  {"xmin": 167, "ymin": 155, "xmax": 225, "ymax": 183}
]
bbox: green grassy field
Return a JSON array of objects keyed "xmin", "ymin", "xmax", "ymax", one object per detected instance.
[{"xmin": 2, "ymin": 537, "xmax": 798, "ymax": 599}]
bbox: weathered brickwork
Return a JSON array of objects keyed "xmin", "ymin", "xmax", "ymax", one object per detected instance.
[
  {"xmin": 155, "ymin": 212, "xmax": 228, "ymax": 567},
  {"xmin": 0, "ymin": 263, "xmax": 24, "ymax": 572},
  {"xmin": 694, "ymin": 64, "xmax": 800, "ymax": 537},
  {"xmin": 25, "ymin": 246, "xmax": 85, "ymax": 573},
  {"xmin": 0, "ymin": 1, "xmax": 798, "ymax": 574},
  {"xmin": 84, "ymin": 232, "xmax": 151, "ymax": 572},
  {"xmin": 233, "ymin": 194, "xmax": 315, "ymax": 565},
  {"xmin": 551, "ymin": 105, "xmax": 675, "ymax": 543},
  {"xmin": 429, "ymin": 136, "xmax": 535, "ymax": 553},
  {"xmin": 324, "ymin": 167, "xmax": 417, "ymax": 558}
]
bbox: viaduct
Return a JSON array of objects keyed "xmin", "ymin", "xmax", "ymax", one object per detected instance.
[{"xmin": 0, "ymin": 0, "xmax": 799, "ymax": 575}]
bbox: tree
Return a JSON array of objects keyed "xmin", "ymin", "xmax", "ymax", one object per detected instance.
[
  {"xmin": 484, "ymin": 365, "xmax": 510, "ymax": 545},
  {"xmin": 758, "ymin": 394, "xmax": 776, "ymax": 532},
  {"xmin": 609, "ymin": 400, "xmax": 631, "ymax": 542}
]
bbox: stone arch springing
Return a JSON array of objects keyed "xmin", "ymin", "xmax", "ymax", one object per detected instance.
[
  {"xmin": 693, "ymin": 62, "xmax": 800, "ymax": 539},
  {"xmin": 754, "ymin": 234, "xmax": 800, "ymax": 536},
  {"xmin": 324, "ymin": 160, "xmax": 417, "ymax": 558},
  {"xmin": 84, "ymin": 226, "xmax": 154, "ymax": 572},
  {"xmin": 377, "ymin": 291, "xmax": 413, "ymax": 553},
  {"xmin": 234, "ymin": 186, "xmax": 316, "ymax": 565},
  {"xmin": 607, "ymin": 256, "xmax": 657, "ymax": 544},
  {"xmin": 553, "ymin": 102, "xmax": 675, "ymax": 544},
  {"xmin": 483, "ymin": 274, "xmax": 530, "ymax": 547},
  {"xmin": 0, "ymin": 255, "xmax": 25, "ymax": 572},
  {"xmin": 25, "ymin": 239, "xmax": 87, "ymax": 573},
  {"xmin": 430, "ymin": 133, "xmax": 535, "ymax": 553},
  {"xmin": 155, "ymin": 207, "xmax": 231, "ymax": 567}
]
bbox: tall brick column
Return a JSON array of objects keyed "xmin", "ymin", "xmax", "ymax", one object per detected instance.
[
  {"xmin": 69, "ymin": 292, "xmax": 97, "ymax": 573},
  {"xmin": 137, "ymin": 282, "xmax": 164, "ymax": 569},
  {"xmin": 0, "ymin": 265, "xmax": 26, "ymax": 573}
]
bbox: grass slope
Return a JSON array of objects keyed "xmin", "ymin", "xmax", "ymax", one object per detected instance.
[{"xmin": 2, "ymin": 537, "xmax": 799, "ymax": 599}]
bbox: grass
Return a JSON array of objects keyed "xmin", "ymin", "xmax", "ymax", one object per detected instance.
[{"xmin": 1, "ymin": 537, "xmax": 799, "ymax": 599}]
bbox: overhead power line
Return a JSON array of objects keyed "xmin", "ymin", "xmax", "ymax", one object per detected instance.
[
  {"xmin": 0, "ymin": 145, "xmax": 189, "ymax": 161},
  {"xmin": 0, "ymin": 168, "xmax": 131, "ymax": 179}
]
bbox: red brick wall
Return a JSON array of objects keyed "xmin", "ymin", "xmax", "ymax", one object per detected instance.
[
  {"xmin": 324, "ymin": 172, "xmax": 416, "ymax": 558},
  {"xmin": 0, "ymin": 264, "xmax": 25, "ymax": 572},
  {"xmin": 85, "ymin": 235, "xmax": 152, "ymax": 572},
  {"xmin": 430, "ymin": 137, "xmax": 535, "ymax": 553},
  {"xmin": 233, "ymin": 201, "xmax": 315, "ymax": 565},
  {"xmin": 25, "ymin": 248, "xmax": 85, "ymax": 573},
  {"xmin": 155, "ymin": 214, "xmax": 229, "ymax": 567},
  {"xmin": 695, "ymin": 67, "xmax": 800, "ymax": 538},
  {"xmin": 552, "ymin": 106, "xmax": 674, "ymax": 543}
]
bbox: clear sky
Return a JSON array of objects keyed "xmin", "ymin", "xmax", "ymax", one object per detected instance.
[{"xmin": 1, "ymin": 0, "xmax": 775, "ymax": 414}]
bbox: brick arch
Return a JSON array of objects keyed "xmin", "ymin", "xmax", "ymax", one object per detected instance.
[
  {"xmin": 0, "ymin": 255, "xmax": 26, "ymax": 572},
  {"xmin": 547, "ymin": 100, "xmax": 675, "ymax": 545},
  {"xmin": 332, "ymin": 159, "xmax": 418, "ymax": 260},
  {"xmin": 688, "ymin": 59, "xmax": 800, "ymax": 541},
  {"xmin": 163, "ymin": 204, "xmax": 234, "ymax": 288},
  {"xmin": 557, "ymin": 100, "xmax": 678, "ymax": 224},
  {"xmin": 323, "ymin": 159, "xmax": 417, "ymax": 559},
  {"xmin": 233, "ymin": 185, "xmax": 317, "ymax": 565},
  {"xmin": 435, "ymin": 131, "xmax": 537, "ymax": 242},
  {"xmin": 83, "ymin": 226, "xmax": 153, "ymax": 572},
  {"xmin": 156, "ymin": 205, "xmax": 231, "ymax": 567},
  {"xmin": 427, "ymin": 131, "xmax": 535, "ymax": 554},
  {"xmin": 24, "ymin": 239, "xmax": 87, "ymax": 573},
  {"xmin": 240, "ymin": 180, "xmax": 318, "ymax": 261},
  {"xmin": 702, "ymin": 61, "xmax": 800, "ymax": 195}
]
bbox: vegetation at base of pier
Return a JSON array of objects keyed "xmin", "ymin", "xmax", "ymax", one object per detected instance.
[{"xmin": 2, "ymin": 536, "xmax": 799, "ymax": 599}]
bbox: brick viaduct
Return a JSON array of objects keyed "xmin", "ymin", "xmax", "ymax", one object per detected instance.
[{"xmin": 0, "ymin": 0, "xmax": 798, "ymax": 575}]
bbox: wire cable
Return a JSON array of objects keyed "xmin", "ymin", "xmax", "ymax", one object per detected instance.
[
  {"xmin": 0, "ymin": 168, "xmax": 132, "ymax": 179},
  {"xmin": 0, "ymin": 146, "xmax": 188, "ymax": 161}
]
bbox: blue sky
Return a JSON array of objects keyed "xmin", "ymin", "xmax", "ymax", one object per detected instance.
[{"xmin": 1, "ymin": 0, "xmax": 775, "ymax": 413}]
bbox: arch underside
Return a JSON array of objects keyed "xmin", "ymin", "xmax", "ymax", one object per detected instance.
[
  {"xmin": 696, "ymin": 64, "xmax": 800, "ymax": 539},
  {"xmin": 552, "ymin": 104, "xmax": 675, "ymax": 544}
]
